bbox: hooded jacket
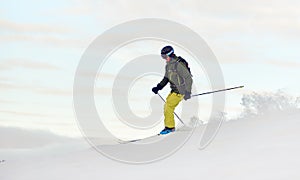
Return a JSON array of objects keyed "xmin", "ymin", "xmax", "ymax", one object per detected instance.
[{"xmin": 157, "ymin": 56, "xmax": 192, "ymax": 95}]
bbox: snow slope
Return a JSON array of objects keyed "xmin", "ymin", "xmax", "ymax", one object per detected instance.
[{"xmin": 1, "ymin": 110, "xmax": 300, "ymax": 180}]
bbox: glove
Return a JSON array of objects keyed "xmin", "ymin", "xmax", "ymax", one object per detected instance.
[
  {"xmin": 184, "ymin": 91, "xmax": 191, "ymax": 100},
  {"xmin": 152, "ymin": 87, "xmax": 159, "ymax": 94},
  {"xmin": 152, "ymin": 85, "xmax": 163, "ymax": 94}
]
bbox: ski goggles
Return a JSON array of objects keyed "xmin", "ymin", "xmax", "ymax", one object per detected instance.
[
  {"xmin": 161, "ymin": 54, "xmax": 168, "ymax": 59},
  {"xmin": 161, "ymin": 50, "xmax": 174, "ymax": 59}
]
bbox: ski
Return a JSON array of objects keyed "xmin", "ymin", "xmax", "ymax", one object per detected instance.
[
  {"xmin": 117, "ymin": 134, "xmax": 160, "ymax": 144},
  {"xmin": 117, "ymin": 132, "xmax": 175, "ymax": 144}
]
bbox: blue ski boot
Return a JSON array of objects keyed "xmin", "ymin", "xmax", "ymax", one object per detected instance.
[{"xmin": 159, "ymin": 127, "xmax": 175, "ymax": 135}]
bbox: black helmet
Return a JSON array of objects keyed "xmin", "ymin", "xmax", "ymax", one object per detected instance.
[{"xmin": 161, "ymin": 46, "xmax": 174, "ymax": 57}]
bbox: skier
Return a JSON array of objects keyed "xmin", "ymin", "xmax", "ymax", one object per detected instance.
[{"xmin": 152, "ymin": 46, "xmax": 193, "ymax": 135}]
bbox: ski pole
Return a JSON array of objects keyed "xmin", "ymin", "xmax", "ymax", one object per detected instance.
[
  {"xmin": 157, "ymin": 93, "xmax": 186, "ymax": 126},
  {"xmin": 191, "ymin": 85, "xmax": 244, "ymax": 97}
]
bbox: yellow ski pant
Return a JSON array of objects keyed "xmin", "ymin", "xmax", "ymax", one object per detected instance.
[{"xmin": 164, "ymin": 92, "xmax": 184, "ymax": 128}]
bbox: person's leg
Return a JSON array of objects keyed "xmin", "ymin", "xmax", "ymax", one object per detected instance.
[{"xmin": 164, "ymin": 92, "xmax": 184, "ymax": 128}]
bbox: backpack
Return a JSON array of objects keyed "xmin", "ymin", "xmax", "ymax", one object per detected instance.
[{"xmin": 176, "ymin": 56, "xmax": 192, "ymax": 76}]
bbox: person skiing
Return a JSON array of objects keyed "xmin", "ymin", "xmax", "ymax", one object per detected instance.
[{"xmin": 152, "ymin": 45, "xmax": 193, "ymax": 135}]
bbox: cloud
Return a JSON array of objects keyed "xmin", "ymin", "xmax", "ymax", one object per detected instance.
[
  {"xmin": 211, "ymin": 42, "xmax": 255, "ymax": 63},
  {"xmin": 0, "ymin": 110, "xmax": 48, "ymax": 118},
  {"xmin": 266, "ymin": 60, "xmax": 300, "ymax": 69},
  {"xmin": 85, "ymin": 0, "xmax": 299, "ymax": 33},
  {"xmin": 0, "ymin": 99, "xmax": 14, "ymax": 103},
  {"xmin": 60, "ymin": 5, "xmax": 93, "ymax": 15},
  {"xmin": 2, "ymin": 0, "xmax": 297, "ymax": 65},
  {"xmin": 73, "ymin": 0, "xmax": 299, "ymax": 64},
  {"xmin": 0, "ymin": 76, "xmax": 11, "ymax": 82},
  {"xmin": 79, "ymin": 72, "xmax": 142, "ymax": 83},
  {"xmin": 0, "ymin": 126, "xmax": 76, "ymax": 149},
  {"xmin": 0, "ymin": 81, "xmax": 72, "ymax": 98},
  {"xmin": 35, "ymin": 88, "xmax": 72, "ymax": 96},
  {"xmin": 0, "ymin": 82, "xmax": 19, "ymax": 89},
  {"xmin": 78, "ymin": 71, "xmax": 115, "ymax": 80},
  {"xmin": 0, "ymin": 34, "xmax": 88, "ymax": 48},
  {"xmin": 0, "ymin": 79, "xmax": 111, "ymax": 96},
  {"xmin": 94, "ymin": 87, "xmax": 112, "ymax": 95},
  {"xmin": 0, "ymin": 19, "xmax": 70, "ymax": 34},
  {"xmin": 0, "ymin": 58, "xmax": 60, "ymax": 71}
]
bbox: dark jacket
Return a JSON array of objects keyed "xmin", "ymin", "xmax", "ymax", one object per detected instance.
[{"xmin": 157, "ymin": 56, "xmax": 193, "ymax": 95}]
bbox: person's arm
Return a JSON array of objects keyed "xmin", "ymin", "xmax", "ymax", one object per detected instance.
[
  {"xmin": 152, "ymin": 67, "xmax": 169, "ymax": 94},
  {"xmin": 177, "ymin": 62, "xmax": 193, "ymax": 94},
  {"xmin": 157, "ymin": 76, "xmax": 169, "ymax": 89}
]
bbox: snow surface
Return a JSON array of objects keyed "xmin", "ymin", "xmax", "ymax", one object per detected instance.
[{"xmin": 1, "ymin": 110, "xmax": 300, "ymax": 180}]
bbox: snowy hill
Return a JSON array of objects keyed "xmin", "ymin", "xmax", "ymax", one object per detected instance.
[{"xmin": 1, "ymin": 110, "xmax": 300, "ymax": 180}]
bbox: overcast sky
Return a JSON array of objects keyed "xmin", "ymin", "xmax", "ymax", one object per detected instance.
[{"xmin": 0, "ymin": 0, "xmax": 299, "ymax": 138}]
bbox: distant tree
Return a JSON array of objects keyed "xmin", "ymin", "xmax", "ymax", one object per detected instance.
[
  {"xmin": 189, "ymin": 116, "xmax": 203, "ymax": 127},
  {"xmin": 241, "ymin": 90, "xmax": 299, "ymax": 117}
]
